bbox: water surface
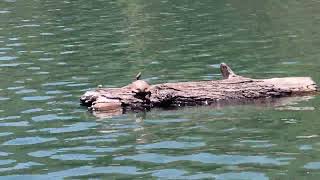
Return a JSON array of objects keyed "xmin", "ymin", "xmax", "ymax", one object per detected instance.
[{"xmin": 0, "ymin": 0, "xmax": 320, "ymax": 179}]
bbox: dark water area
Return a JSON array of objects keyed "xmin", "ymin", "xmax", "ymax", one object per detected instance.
[{"xmin": 0, "ymin": 0, "xmax": 320, "ymax": 179}]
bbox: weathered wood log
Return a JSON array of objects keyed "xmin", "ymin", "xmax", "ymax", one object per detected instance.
[{"xmin": 80, "ymin": 63, "xmax": 318, "ymax": 115}]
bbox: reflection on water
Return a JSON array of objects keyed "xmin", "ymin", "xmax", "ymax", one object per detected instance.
[{"xmin": 0, "ymin": 0, "xmax": 320, "ymax": 179}]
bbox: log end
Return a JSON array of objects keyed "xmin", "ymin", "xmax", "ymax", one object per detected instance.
[{"xmin": 264, "ymin": 77, "xmax": 318, "ymax": 94}]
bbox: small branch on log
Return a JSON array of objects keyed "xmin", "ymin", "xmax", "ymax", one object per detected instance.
[
  {"xmin": 220, "ymin": 63, "xmax": 238, "ymax": 79},
  {"xmin": 80, "ymin": 63, "xmax": 318, "ymax": 116}
]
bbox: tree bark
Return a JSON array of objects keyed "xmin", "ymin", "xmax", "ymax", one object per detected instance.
[{"xmin": 80, "ymin": 63, "xmax": 318, "ymax": 114}]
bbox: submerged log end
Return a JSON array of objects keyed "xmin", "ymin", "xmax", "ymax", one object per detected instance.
[{"xmin": 91, "ymin": 102, "xmax": 122, "ymax": 111}]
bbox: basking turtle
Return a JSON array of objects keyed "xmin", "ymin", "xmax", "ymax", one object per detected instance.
[{"xmin": 131, "ymin": 72, "xmax": 151, "ymax": 99}]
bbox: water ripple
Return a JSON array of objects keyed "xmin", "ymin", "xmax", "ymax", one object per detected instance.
[
  {"xmin": 3, "ymin": 137, "xmax": 57, "ymax": 145},
  {"xmin": 28, "ymin": 145, "xmax": 129, "ymax": 159},
  {"xmin": 304, "ymin": 162, "xmax": 320, "ymax": 170},
  {"xmin": 136, "ymin": 141, "xmax": 205, "ymax": 150},
  {"xmin": 50, "ymin": 154, "xmax": 101, "ymax": 161},
  {"xmin": 0, "ymin": 116, "xmax": 20, "ymax": 121},
  {"xmin": 15, "ymin": 89, "xmax": 37, "ymax": 94},
  {"xmin": 65, "ymin": 133, "xmax": 129, "ymax": 143},
  {"xmin": 0, "ymin": 162, "xmax": 43, "ymax": 172},
  {"xmin": 31, "ymin": 114, "xmax": 76, "ymax": 122},
  {"xmin": 0, "ymin": 132, "xmax": 13, "ymax": 137},
  {"xmin": 39, "ymin": 122, "xmax": 97, "ymax": 133},
  {"xmin": 45, "ymin": 90, "xmax": 65, "ymax": 95},
  {"xmin": 0, "ymin": 151, "xmax": 11, "ymax": 156},
  {"xmin": 60, "ymin": 146, "xmax": 127, "ymax": 153},
  {"xmin": 28, "ymin": 150, "xmax": 57, "ymax": 158},
  {"xmin": 22, "ymin": 96, "xmax": 54, "ymax": 101},
  {"xmin": 7, "ymin": 86, "xmax": 24, "ymax": 90},
  {"xmin": 42, "ymin": 81, "xmax": 73, "ymax": 86},
  {"xmin": 0, "ymin": 97, "xmax": 10, "ymax": 101},
  {"xmin": 144, "ymin": 118, "xmax": 190, "ymax": 124},
  {"xmin": 2, "ymin": 166, "xmax": 143, "ymax": 179},
  {"xmin": 115, "ymin": 153, "xmax": 293, "ymax": 166},
  {"xmin": 0, "ymin": 56, "xmax": 17, "ymax": 61},
  {"xmin": 21, "ymin": 108, "xmax": 44, "ymax": 114},
  {"xmin": 0, "ymin": 160, "xmax": 15, "ymax": 166},
  {"xmin": 151, "ymin": 169, "xmax": 268, "ymax": 180},
  {"xmin": 0, "ymin": 121, "xmax": 29, "ymax": 127}
]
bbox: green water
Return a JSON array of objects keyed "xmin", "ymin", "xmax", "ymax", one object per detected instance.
[{"xmin": 0, "ymin": 0, "xmax": 320, "ymax": 179}]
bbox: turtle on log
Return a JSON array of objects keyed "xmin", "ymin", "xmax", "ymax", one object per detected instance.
[{"xmin": 130, "ymin": 72, "xmax": 151, "ymax": 99}]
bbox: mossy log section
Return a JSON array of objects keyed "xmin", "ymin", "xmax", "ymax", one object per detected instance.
[{"xmin": 80, "ymin": 63, "xmax": 317, "ymax": 113}]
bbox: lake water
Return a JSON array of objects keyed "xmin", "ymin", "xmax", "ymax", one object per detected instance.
[{"xmin": 0, "ymin": 0, "xmax": 320, "ymax": 179}]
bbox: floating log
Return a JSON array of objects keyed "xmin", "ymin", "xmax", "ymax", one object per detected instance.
[{"xmin": 80, "ymin": 63, "xmax": 318, "ymax": 115}]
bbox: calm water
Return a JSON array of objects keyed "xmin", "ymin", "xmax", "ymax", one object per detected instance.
[{"xmin": 0, "ymin": 0, "xmax": 320, "ymax": 179}]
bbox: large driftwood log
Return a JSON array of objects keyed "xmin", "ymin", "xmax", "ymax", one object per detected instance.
[{"xmin": 80, "ymin": 63, "xmax": 317, "ymax": 114}]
